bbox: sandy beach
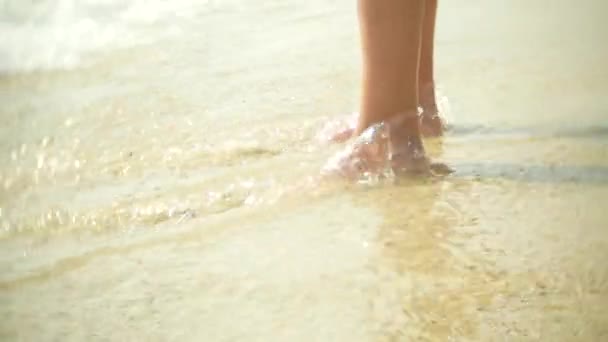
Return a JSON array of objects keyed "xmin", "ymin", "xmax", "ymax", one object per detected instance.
[{"xmin": 1, "ymin": 0, "xmax": 608, "ymax": 340}]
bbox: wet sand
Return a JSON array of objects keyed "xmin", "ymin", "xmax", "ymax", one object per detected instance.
[{"xmin": 1, "ymin": 0, "xmax": 608, "ymax": 340}]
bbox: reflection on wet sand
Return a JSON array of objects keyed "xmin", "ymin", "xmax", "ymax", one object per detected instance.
[
  {"xmin": 352, "ymin": 170, "xmax": 607, "ymax": 340},
  {"xmin": 2, "ymin": 0, "xmax": 608, "ymax": 340}
]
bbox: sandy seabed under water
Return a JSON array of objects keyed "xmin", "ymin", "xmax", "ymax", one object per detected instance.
[{"xmin": 1, "ymin": 0, "xmax": 608, "ymax": 340}]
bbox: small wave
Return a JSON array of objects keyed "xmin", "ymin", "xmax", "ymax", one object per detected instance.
[{"xmin": 0, "ymin": 0, "xmax": 208, "ymax": 73}]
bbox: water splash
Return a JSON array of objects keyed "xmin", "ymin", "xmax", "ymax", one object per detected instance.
[
  {"xmin": 322, "ymin": 122, "xmax": 395, "ymax": 185},
  {"xmin": 0, "ymin": 0, "xmax": 206, "ymax": 73},
  {"xmin": 316, "ymin": 112, "xmax": 358, "ymax": 144}
]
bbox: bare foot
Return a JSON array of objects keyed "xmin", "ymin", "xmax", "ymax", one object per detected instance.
[
  {"xmin": 387, "ymin": 115, "xmax": 431, "ymax": 175},
  {"xmin": 321, "ymin": 121, "xmax": 393, "ymax": 180},
  {"xmin": 323, "ymin": 114, "xmax": 452, "ymax": 181},
  {"xmin": 420, "ymin": 109, "xmax": 444, "ymax": 137},
  {"xmin": 390, "ymin": 117, "xmax": 451, "ymax": 176}
]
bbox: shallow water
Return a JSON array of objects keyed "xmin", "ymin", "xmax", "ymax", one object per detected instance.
[{"xmin": 1, "ymin": 0, "xmax": 608, "ymax": 341}]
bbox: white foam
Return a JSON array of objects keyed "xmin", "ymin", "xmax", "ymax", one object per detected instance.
[{"xmin": 0, "ymin": 0, "xmax": 207, "ymax": 73}]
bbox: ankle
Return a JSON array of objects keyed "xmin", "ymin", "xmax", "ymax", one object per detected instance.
[
  {"xmin": 388, "ymin": 114, "xmax": 428, "ymax": 172},
  {"xmin": 419, "ymin": 82, "xmax": 437, "ymax": 111},
  {"xmin": 386, "ymin": 112, "xmax": 424, "ymax": 159},
  {"xmin": 421, "ymin": 105, "xmax": 439, "ymax": 119},
  {"xmin": 387, "ymin": 109, "xmax": 422, "ymax": 136}
]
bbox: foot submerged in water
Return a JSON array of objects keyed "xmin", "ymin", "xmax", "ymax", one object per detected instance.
[{"xmin": 321, "ymin": 115, "xmax": 451, "ymax": 182}]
